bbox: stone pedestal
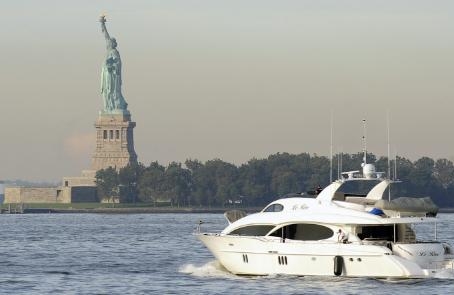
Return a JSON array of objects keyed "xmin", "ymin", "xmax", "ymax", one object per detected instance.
[{"xmin": 91, "ymin": 113, "xmax": 137, "ymax": 171}]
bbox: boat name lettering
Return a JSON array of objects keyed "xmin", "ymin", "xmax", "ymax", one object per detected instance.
[{"xmin": 418, "ymin": 251, "xmax": 439, "ymax": 257}]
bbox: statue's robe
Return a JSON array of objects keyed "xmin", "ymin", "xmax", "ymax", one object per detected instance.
[{"xmin": 101, "ymin": 46, "xmax": 128, "ymax": 112}]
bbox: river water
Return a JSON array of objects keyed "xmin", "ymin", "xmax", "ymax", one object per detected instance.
[{"xmin": 0, "ymin": 213, "xmax": 453, "ymax": 294}]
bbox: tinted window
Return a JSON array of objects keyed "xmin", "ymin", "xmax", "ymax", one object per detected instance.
[
  {"xmin": 269, "ymin": 223, "xmax": 334, "ymax": 241},
  {"xmin": 263, "ymin": 204, "xmax": 284, "ymax": 212},
  {"xmin": 357, "ymin": 225, "xmax": 395, "ymax": 241},
  {"xmin": 229, "ymin": 225, "xmax": 275, "ymax": 236}
]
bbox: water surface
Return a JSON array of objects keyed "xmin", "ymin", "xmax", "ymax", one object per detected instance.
[{"xmin": 0, "ymin": 213, "xmax": 453, "ymax": 294}]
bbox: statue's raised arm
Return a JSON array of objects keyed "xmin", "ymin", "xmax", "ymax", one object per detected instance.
[{"xmin": 99, "ymin": 15, "xmax": 111, "ymax": 45}]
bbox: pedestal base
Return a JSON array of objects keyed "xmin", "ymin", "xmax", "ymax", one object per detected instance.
[{"xmin": 91, "ymin": 113, "xmax": 137, "ymax": 171}]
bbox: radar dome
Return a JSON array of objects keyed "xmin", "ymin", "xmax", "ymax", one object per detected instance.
[{"xmin": 363, "ymin": 164, "xmax": 376, "ymax": 179}]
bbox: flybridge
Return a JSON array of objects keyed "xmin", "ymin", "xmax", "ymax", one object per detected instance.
[{"xmin": 341, "ymin": 163, "xmax": 385, "ymax": 181}]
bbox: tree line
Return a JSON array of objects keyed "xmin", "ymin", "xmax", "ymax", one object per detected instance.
[{"xmin": 95, "ymin": 152, "xmax": 454, "ymax": 207}]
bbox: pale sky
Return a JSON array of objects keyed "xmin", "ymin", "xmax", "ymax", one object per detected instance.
[{"xmin": 1, "ymin": 0, "xmax": 453, "ymax": 181}]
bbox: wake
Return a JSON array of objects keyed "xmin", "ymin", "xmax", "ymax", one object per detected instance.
[
  {"xmin": 179, "ymin": 260, "xmax": 234, "ymax": 278},
  {"xmin": 433, "ymin": 268, "xmax": 454, "ymax": 280}
]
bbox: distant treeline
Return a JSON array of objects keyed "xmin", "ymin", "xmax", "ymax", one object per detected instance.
[
  {"xmin": 95, "ymin": 152, "xmax": 454, "ymax": 207},
  {"xmin": 3, "ymin": 180, "xmax": 59, "ymax": 188}
]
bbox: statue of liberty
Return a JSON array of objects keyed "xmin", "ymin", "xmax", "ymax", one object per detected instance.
[{"xmin": 99, "ymin": 15, "xmax": 128, "ymax": 114}]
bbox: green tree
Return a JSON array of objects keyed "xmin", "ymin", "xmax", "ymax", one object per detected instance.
[
  {"xmin": 111, "ymin": 151, "xmax": 454, "ymax": 208},
  {"xmin": 410, "ymin": 157, "xmax": 436, "ymax": 195},
  {"xmin": 239, "ymin": 158, "xmax": 271, "ymax": 205},
  {"xmin": 208, "ymin": 159, "xmax": 239, "ymax": 206},
  {"xmin": 118, "ymin": 162, "xmax": 143, "ymax": 203},
  {"xmin": 271, "ymin": 168, "xmax": 299, "ymax": 196},
  {"xmin": 305, "ymin": 154, "xmax": 330, "ymax": 190},
  {"xmin": 163, "ymin": 162, "xmax": 192, "ymax": 206},
  {"xmin": 95, "ymin": 167, "xmax": 119, "ymax": 202},
  {"xmin": 433, "ymin": 159, "xmax": 454, "ymax": 189},
  {"xmin": 185, "ymin": 159, "xmax": 212, "ymax": 206},
  {"xmin": 137, "ymin": 161, "xmax": 166, "ymax": 203}
]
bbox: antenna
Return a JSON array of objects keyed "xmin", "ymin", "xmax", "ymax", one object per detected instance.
[
  {"xmin": 362, "ymin": 119, "xmax": 367, "ymax": 166},
  {"xmin": 387, "ymin": 111, "xmax": 391, "ymax": 201},
  {"xmin": 394, "ymin": 151, "xmax": 398, "ymax": 180},
  {"xmin": 387, "ymin": 112, "xmax": 391, "ymax": 179},
  {"xmin": 340, "ymin": 151, "xmax": 343, "ymax": 178},
  {"xmin": 337, "ymin": 150, "xmax": 340, "ymax": 180},
  {"xmin": 330, "ymin": 111, "xmax": 333, "ymax": 183},
  {"xmin": 338, "ymin": 149, "xmax": 343, "ymax": 179}
]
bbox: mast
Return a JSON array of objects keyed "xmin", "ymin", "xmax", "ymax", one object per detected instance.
[
  {"xmin": 340, "ymin": 150, "xmax": 342, "ymax": 179},
  {"xmin": 362, "ymin": 119, "xmax": 367, "ymax": 166},
  {"xmin": 387, "ymin": 112, "xmax": 391, "ymax": 201},
  {"xmin": 337, "ymin": 149, "xmax": 341, "ymax": 180},
  {"xmin": 330, "ymin": 111, "xmax": 333, "ymax": 183},
  {"xmin": 338, "ymin": 149, "xmax": 343, "ymax": 180},
  {"xmin": 394, "ymin": 151, "xmax": 398, "ymax": 180},
  {"xmin": 387, "ymin": 112, "xmax": 391, "ymax": 179}
]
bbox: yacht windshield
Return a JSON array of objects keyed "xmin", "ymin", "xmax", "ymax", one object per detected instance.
[{"xmin": 263, "ymin": 203, "xmax": 284, "ymax": 212}]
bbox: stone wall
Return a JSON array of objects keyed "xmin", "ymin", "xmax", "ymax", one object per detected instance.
[
  {"xmin": 62, "ymin": 176, "xmax": 96, "ymax": 187},
  {"xmin": 4, "ymin": 186, "xmax": 97, "ymax": 204},
  {"xmin": 0, "ymin": 182, "xmax": 4, "ymax": 203},
  {"xmin": 5, "ymin": 187, "xmax": 64, "ymax": 203}
]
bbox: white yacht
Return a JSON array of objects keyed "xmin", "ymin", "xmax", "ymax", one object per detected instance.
[{"xmin": 197, "ymin": 163, "xmax": 454, "ymax": 278}]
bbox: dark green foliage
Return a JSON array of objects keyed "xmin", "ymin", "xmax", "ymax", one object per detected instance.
[
  {"xmin": 136, "ymin": 161, "xmax": 166, "ymax": 203},
  {"xmin": 94, "ymin": 152, "xmax": 454, "ymax": 207},
  {"xmin": 164, "ymin": 162, "xmax": 192, "ymax": 206},
  {"xmin": 95, "ymin": 167, "xmax": 119, "ymax": 201},
  {"xmin": 434, "ymin": 159, "xmax": 454, "ymax": 189},
  {"xmin": 118, "ymin": 162, "xmax": 143, "ymax": 203}
]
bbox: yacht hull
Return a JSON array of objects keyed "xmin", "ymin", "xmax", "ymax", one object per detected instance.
[{"xmin": 198, "ymin": 234, "xmax": 452, "ymax": 278}]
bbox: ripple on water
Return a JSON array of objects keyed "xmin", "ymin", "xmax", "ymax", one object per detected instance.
[{"xmin": 0, "ymin": 213, "xmax": 453, "ymax": 294}]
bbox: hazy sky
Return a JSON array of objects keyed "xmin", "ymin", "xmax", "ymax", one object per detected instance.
[{"xmin": 1, "ymin": 0, "xmax": 453, "ymax": 181}]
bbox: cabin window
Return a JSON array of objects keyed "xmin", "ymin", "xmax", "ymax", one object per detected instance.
[
  {"xmin": 269, "ymin": 223, "xmax": 334, "ymax": 241},
  {"xmin": 357, "ymin": 225, "xmax": 396, "ymax": 241},
  {"xmin": 228, "ymin": 225, "xmax": 275, "ymax": 236},
  {"xmin": 263, "ymin": 203, "xmax": 284, "ymax": 212}
]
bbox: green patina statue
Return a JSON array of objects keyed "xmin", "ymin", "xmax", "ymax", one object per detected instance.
[{"xmin": 99, "ymin": 15, "xmax": 128, "ymax": 114}]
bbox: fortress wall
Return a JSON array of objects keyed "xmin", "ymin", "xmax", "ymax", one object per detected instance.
[
  {"xmin": 57, "ymin": 187, "xmax": 72, "ymax": 203},
  {"xmin": 5, "ymin": 187, "xmax": 97, "ymax": 204},
  {"xmin": 5, "ymin": 187, "xmax": 59, "ymax": 203},
  {"xmin": 4, "ymin": 187, "xmax": 21, "ymax": 203},
  {"xmin": 0, "ymin": 182, "xmax": 4, "ymax": 203},
  {"xmin": 63, "ymin": 177, "xmax": 96, "ymax": 187},
  {"xmin": 5, "ymin": 186, "xmax": 98, "ymax": 204}
]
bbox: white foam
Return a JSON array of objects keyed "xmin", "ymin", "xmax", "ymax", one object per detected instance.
[
  {"xmin": 179, "ymin": 260, "xmax": 233, "ymax": 278},
  {"xmin": 433, "ymin": 268, "xmax": 454, "ymax": 279}
]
